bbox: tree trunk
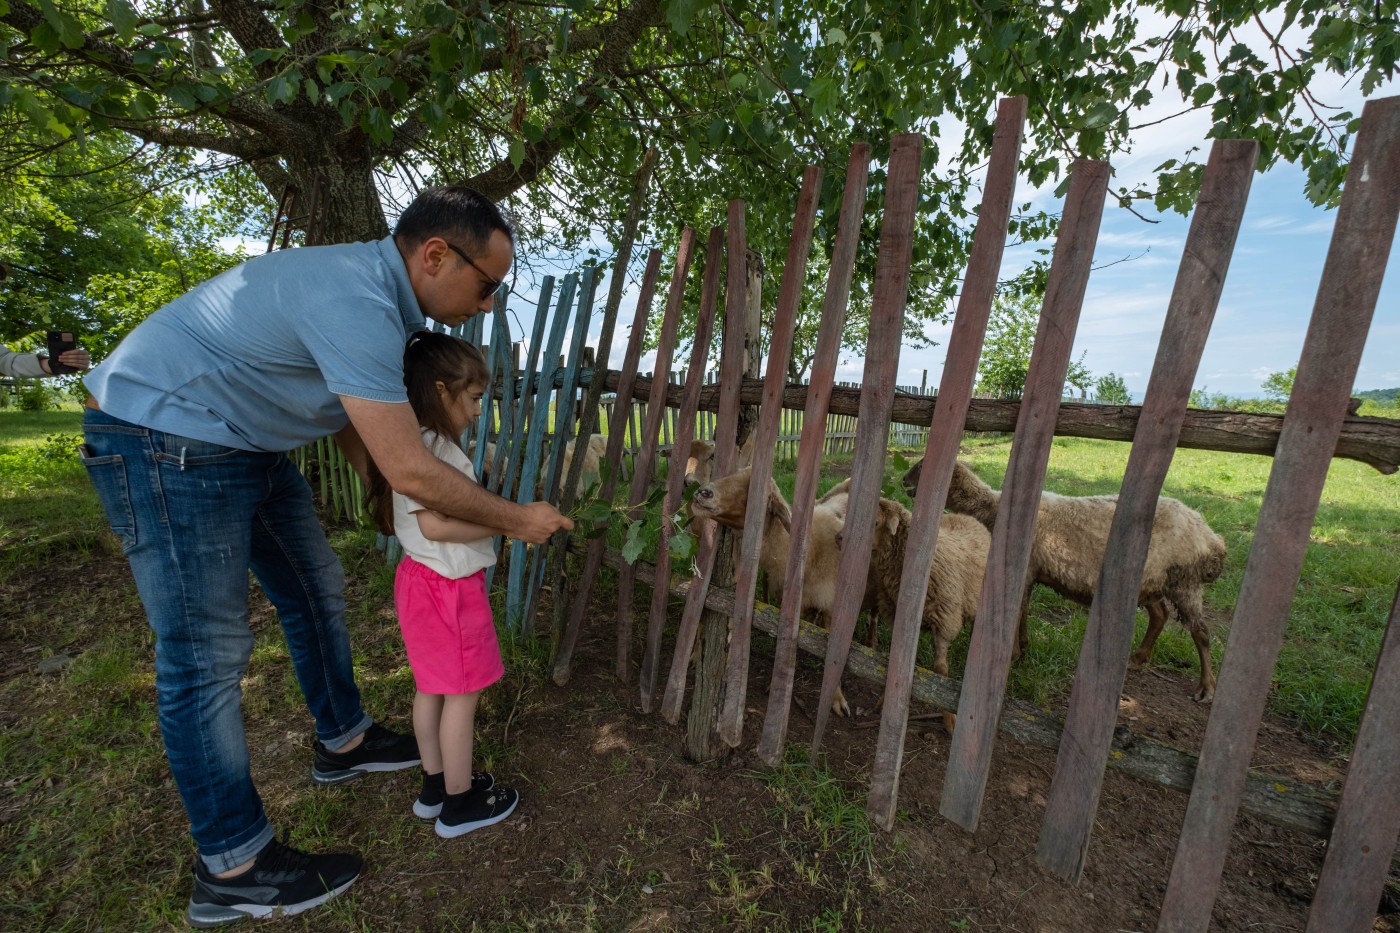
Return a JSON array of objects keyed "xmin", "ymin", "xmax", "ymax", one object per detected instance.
[{"xmin": 281, "ymin": 143, "xmax": 388, "ymax": 245}]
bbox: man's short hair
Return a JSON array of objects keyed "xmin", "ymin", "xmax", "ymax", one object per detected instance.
[{"xmin": 393, "ymin": 186, "xmax": 515, "ymax": 254}]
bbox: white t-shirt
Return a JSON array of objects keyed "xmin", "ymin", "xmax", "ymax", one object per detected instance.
[{"xmin": 392, "ymin": 430, "xmax": 498, "ymax": 580}]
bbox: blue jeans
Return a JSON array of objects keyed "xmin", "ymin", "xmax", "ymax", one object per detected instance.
[{"xmin": 81, "ymin": 409, "xmax": 372, "ymax": 872}]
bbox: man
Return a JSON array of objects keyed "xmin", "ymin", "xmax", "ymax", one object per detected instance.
[{"xmin": 81, "ymin": 186, "xmax": 572, "ymax": 927}]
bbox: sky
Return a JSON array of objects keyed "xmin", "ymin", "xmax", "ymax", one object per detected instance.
[
  {"xmin": 504, "ymin": 139, "xmax": 1398, "ymax": 403},
  {"xmin": 485, "ymin": 18, "xmax": 1400, "ymax": 403}
]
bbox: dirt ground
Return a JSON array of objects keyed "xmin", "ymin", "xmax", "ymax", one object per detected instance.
[{"xmin": 6, "ymin": 540, "xmax": 1399, "ymax": 932}]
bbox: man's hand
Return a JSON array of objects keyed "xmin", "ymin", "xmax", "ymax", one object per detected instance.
[{"xmin": 515, "ymin": 501, "xmax": 575, "ymax": 544}]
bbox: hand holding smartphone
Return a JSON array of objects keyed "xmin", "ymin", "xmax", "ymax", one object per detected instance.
[{"xmin": 46, "ymin": 331, "xmax": 81, "ymax": 375}]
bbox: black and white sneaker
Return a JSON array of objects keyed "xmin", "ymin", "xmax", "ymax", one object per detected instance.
[
  {"xmin": 435, "ymin": 786, "xmax": 520, "ymax": 838},
  {"xmin": 185, "ymin": 833, "xmax": 362, "ymax": 928},
  {"xmin": 412, "ymin": 770, "xmax": 496, "ymax": 819},
  {"xmin": 312, "ymin": 723, "xmax": 420, "ymax": 785}
]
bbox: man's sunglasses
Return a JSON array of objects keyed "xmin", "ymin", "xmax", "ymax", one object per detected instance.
[{"xmin": 445, "ymin": 242, "xmax": 506, "ymax": 300}]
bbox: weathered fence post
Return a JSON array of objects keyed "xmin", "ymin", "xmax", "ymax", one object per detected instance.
[
  {"xmin": 866, "ymin": 96, "xmax": 1026, "ymax": 829},
  {"xmin": 940, "ymin": 158, "xmax": 1110, "ymax": 830},
  {"xmin": 553, "ymin": 249, "xmax": 662, "ymax": 685},
  {"xmin": 716, "ymin": 166, "xmax": 822, "ymax": 748},
  {"xmin": 1036, "ymin": 136, "xmax": 1257, "ymax": 881},
  {"xmin": 685, "ymin": 201, "xmax": 753, "ymax": 760},
  {"xmin": 810, "ymin": 133, "xmax": 924, "ymax": 757},
  {"xmin": 1158, "ymin": 93, "xmax": 1400, "ymax": 933},
  {"xmin": 640, "ymin": 227, "xmax": 725, "ymax": 712},
  {"xmin": 756, "ymin": 143, "xmax": 870, "ymax": 765}
]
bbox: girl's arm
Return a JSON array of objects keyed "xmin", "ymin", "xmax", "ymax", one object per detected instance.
[{"xmin": 415, "ymin": 509, "xmax": 510, "ymax": 544}]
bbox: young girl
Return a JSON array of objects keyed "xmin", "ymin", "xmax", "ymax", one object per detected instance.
[{"xmin": 368, "ymin": 331, "xmax": 519, "ymax": 838}]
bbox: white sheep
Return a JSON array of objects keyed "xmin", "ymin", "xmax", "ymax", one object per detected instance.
[
  {"xmin": 852, "ymin": 497, "xmax": 991, "ymax": 681},
  {"xmin": 904, "ymin": 458, "xmax": 1226, "ymax": 701},
  {"xmin": 689, "ymin": 467, "xmax": 856, "ymax": 717}
]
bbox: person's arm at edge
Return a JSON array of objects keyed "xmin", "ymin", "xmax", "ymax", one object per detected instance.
[
  {"xmin": 333, "ymin": 421, "xmax": 369, "ymax": 483},
  {"xmin": 340, "ymin": 395, "xmax": 572, "ymax": 544}
]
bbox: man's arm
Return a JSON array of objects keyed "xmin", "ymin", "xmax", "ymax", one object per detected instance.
[{"xmin": 339, "ymin": 395, "xmax": 572, "ymax": 544}]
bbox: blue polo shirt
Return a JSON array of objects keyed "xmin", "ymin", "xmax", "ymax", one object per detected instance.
[{"xmin": 86, "ymin": 237, "xmax": 425, "ymax": 452}]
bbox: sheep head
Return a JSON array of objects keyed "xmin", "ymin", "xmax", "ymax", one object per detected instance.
[
  {"xmin": 690, "ymin": 467, "xmax": 791, "ymax": 533},
  {"xmin": 901, "ymin": 458, "xmax": 922, "ymax": 497},
  {"xmin": 946, "ymin": 461, "xmax": 997, "ymax": 517}
]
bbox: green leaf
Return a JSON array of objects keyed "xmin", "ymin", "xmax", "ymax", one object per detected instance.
[
  {"xmin": 621, "ymin": 521, "xmax": 646, "ymax": 565},
  {"xmin": 1082, "ymin": 101, "xmax": 1118, "ymax": 129},
  {"xmin": 265, "ymin": 76, "xmax": 296, "ymax": 107},
  {"xmin": 508, "ymin": 139, "xmax": 526, "ymax": 169},
  {"xmin": 668, "ymin": 531, "xmax": 694, "ymax": 562},
  {"xmin": 106, "ymin": 0, "xmax": 139, "ymax": 40},
  {"xmin": 825, "ymin": 27, "xmax": 847, "ymax": 46},
  {"xmin": 663, "ymin": 0, "xmax": 706, "ymax": 36}
]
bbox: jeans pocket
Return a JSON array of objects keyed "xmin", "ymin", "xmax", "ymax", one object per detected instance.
[
  {"xmin": 79, "ymin": 449, "xmax": 137, "ymax": 550},
  {"xmin": 153, "ymin": 433, "xmax": 244, "ymax": 467}
]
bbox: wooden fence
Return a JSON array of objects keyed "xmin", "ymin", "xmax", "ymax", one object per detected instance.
[
  {"xmin": 546, "ymin": 93, "xmax": 1400, "ymax": 933},
  {"xmin": 285, "ymin": 94, "xmax": 1400, "ymax": 933}
]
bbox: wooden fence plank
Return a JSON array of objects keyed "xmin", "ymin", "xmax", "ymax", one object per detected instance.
[
  {"xmin": 1036, "ymin": 138, "xmax": 1258, "ymax": 882},
  {"xmin": 505, "ymin": 275, "xmax": 578, "ymax": 629},
  {"xmin": 613, "ymin": 227, "xmax": 697, "ymax": 704},
  {"xmin": 554, "ymin": 249, "xmax": 662, "ymax": 685},
  {"xmin": 1158, "ymin": 93, "xmax": 1400, "ymax": 933},
  {"xmin": 682, "ymin": 202, "xmax": 754, "ymax": 757},
  {"xmin": 867, "ymin": 96, "xmax": 1026, "ymax": 828},
  {"xmin": 523, "ymin": 267, "xmax": 599, "ymax": 634},
  {"xmin": 940, "ymin": 158, "xmax": 1110, "ymax": 831},
  {"xmin": 810, "ymin": 133, "xmax": 924, "ymax": 755},
  {"xmin": 547, "ymin": 150, "xmax": 660, "ymax": 655},
  {"xmin": 717, "ymin": 167, "xmax": 823, "ymax": 747},
  {"xmin": 642, "ymin": 226, "xmax": 725, "ymax": 713},
  {"xmin": 756, "ymin": 143, "xmax": 871, "ymax": 764},
  {"xmin": 1306, "ymin": 584, "xmax": 1400, "ymax": 932}
]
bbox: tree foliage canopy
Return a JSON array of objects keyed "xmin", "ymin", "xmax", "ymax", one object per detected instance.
[{"xmin": 3, "ymin": 0, "xmax": 1395, "ymax": 356}]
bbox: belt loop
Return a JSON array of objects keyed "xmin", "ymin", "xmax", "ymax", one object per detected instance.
[{"xmin": 178, "ymin": 446, "xmax": 187, "ymax": 471}]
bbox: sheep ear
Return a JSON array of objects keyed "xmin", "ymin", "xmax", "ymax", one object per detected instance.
[{"xmin": 769, "ymin": 487, "xmax": 792, "ymax": 533}]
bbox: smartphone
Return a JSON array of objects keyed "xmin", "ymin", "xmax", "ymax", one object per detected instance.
[{"xmin": 46, "ymin": 331, "xmax": 80, "ymax": 375}]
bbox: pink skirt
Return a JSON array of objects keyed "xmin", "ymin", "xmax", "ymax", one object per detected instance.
[{"xmin": 393, "ymin": 557, "xmax": 504, "ymax": 694}]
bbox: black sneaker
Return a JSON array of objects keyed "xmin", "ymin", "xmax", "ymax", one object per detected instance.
[
  {"xmin": 185, "ymin": 833, "xmax": 362, "ymax": 928},
  {"xmin": 435, "ymin": 786, "xmax": 520, "ymax": 838},
  {"xmin": 413, "ymin": 770, "xmax": 496, "ymax": 819},
  {"xmin": 312, "ymin": 723, "xmax": 420, "ymax": 785}
]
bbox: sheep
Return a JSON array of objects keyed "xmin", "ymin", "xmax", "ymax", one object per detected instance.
[
  {"xmin": 903, "ymin": 458, "xmax": 1226, "ymax": 701},
  {"xmin": 849, "ymin": 497, "xmax": 991, "ymax": 681},
  {"xmin": 683, "ymin": 433, "xmax": 757, "ymax": 487},
  {"xmin": 559, "ymin": 432, "xmax": 608, "ymax": 493},
  {"xmin": 469, "ymin": 432, "xmax": 610, "ymax": 500},
  {"xmin": 689, "ymin": 467, "xmax": 856, "ymax": 717}
]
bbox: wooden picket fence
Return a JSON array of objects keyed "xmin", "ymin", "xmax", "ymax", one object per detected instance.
[
  {"xmin": 544, "ymin": 93, "xmax": 1400, "ymax": 933},
  {"xmin": 283, "ymin": 95, "xmax": 1400, "ymax": 932}
]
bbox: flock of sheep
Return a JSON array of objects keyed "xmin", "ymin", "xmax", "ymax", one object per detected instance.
[
  {"xmin": 483, "ymin": 427, "xmax": 1227, "ymax": 715},
  {"xmin": 685, "ymin": 438, "xmax": 1227, "ymax": 714}
]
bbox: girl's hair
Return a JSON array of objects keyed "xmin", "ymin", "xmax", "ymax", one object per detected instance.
[{"xmin": 366, "ymin": 331, "xmax": 491, "ymax": 534}]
